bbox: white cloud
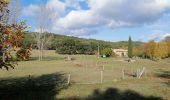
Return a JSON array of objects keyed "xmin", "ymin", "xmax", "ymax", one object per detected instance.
[
  {"xmin": 51, "ymin": 26, "xmax": 97, "ymax": 36},
  {"xmin": 46, "ymin": 0, "xmax": 65, "ymax": 14},
  {"xmin": 162, "ymin": 33, "xmax": 170, "ymax": 39},
  {"xmin": 56, "ymin": 10, "xmax": 102, "ymax": 29},
  {"xmin": 148, "ymin": 33, "xmax": 162, "ymax": 40},
  {"xmin": 22, "ymin": 4, "xmax": 39, "ymax": 17},
  {"xmin": 23, "ymin": 0, "xmax": 66, "ymax": 18},
  {"xmin": 23, "ymin": 0, "xmax": 170, "ymax": 36},
  {"xmin": 148, "ymin": 32, "xmax": 170, "ymax": 41}
]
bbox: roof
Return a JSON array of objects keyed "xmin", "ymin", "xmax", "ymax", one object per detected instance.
[{"xmin": 112, "ymin": 49, "xmax": 128, "ymax": 52}]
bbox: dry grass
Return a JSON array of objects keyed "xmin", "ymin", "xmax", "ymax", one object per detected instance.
[{"xmin": 0, "ymin": 50, "xmax": 170, "ymax": 100}]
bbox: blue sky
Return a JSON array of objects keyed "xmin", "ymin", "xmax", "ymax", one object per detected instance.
[{"xmin": 19, "ymin": 0, "xmax": 170, "ymax": 42}]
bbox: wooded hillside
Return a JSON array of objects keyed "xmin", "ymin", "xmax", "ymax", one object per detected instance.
[{"xmin": 23, "ymin": 32, "xmax": 144, "ymax": 54}]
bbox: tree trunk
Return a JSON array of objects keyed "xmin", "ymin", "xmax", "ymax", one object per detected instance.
[{"xmin": 2, "ymin": 52, "xmax": 5, "ymax": 62}]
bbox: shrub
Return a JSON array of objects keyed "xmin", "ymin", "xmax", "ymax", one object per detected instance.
[
  {"xmin": 16, "ymin": 45, "xmax": 32, "ymax": 61},
  {"xmin": 101, "ymin": 48, "xmax": 113, "ymax": 57}
]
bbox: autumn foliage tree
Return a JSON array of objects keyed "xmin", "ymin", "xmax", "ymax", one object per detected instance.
[
  {"xmin": 133, "ymin": 46, "xmax": 145, "ymax": 58},
  {"xmin": 144, "ymin": 41, "xmax": 157, "ymax": 59},
  {"xmin": 164, "ymin": 36, "xmax": 170, "ymax": 56},
  {"xmin": 16, "ymin": 44, "xmax": 32, "ymax": 61},
  {"xmin": 156, "ymin": 42, "xmax": 169, "ymax": 59},
  {"xmin": 133, "ymin": 40, "xmax": 169, "ymax": 60},
  {"xmin": 0, "ymin": 0, "xmax": 27, "ymax": 70}
]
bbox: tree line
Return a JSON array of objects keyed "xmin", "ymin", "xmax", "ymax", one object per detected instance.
[
  {"xmin": 22, "ymin": 32, "xmax": 170, "ymax": 61},
  {"xmin": 23, "ymin": 32, "xmax": 143, "ymax": 55},
  {"xmin": 133, "ymin": 37, "xmax": 170, "ymax": 60}
]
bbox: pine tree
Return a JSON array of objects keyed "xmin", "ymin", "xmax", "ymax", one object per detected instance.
[{"xmin": 128, "ymin": 36, "xmax": 133, "ymax": 58}]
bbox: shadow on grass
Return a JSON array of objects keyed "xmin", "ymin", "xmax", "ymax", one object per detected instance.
[
  {"xmin": 60, "ymin": 88, "xmax": 163, "ymax": 100},
  {"xmin": 0, "ymin": 73, "xmax": 68, "ymax": 100},
  {"xmin": 29, "ymin": 56, "xmax": 65, "ymax": 61},
  {"xmin": 156, "ymin": 70, "xmax": 170, "ymax": 87}
]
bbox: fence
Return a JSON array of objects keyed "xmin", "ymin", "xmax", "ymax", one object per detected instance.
[{"xmin": 66, "ymin": 61, "xmax": 147, "ymax": 84}]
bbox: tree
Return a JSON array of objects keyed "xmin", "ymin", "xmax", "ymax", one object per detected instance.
[
  {"xmin": 156, "ymin": 42, "xmax": 169, "ymax": 59},
  {"xmin": 0, "ymin": 0, "xmax": 27, "ymax": 70},
  {"xmin": 128, "ymin": 36, "xmax": 133, "ymax": 58},
  {"xmin": 144, "ymin": 41, "xmax": 156, "ymax": 59},
  {"xmin": 16, "ymin": 44, "xmax": 32, "ymax": 61},
  {"xmin": 133, "ymin": 46, "xmax": 145, "ymax": 58},
  {"xmin": 32, "ymin": 4, "xmax": 53, "ymax": 61},
  {"xmin": 143, "ymin": 41, "xmax": 168, "ymax": 60},
  {"xmin": 56, "ymin": 39, "xmax": 76, "ymax": 54},
  {"xmin": 164, "ymin": 36, "xmax": 170, "ymax": 56},
  {"xmin": 101, "ymin": 48, "xmax": 113, "ymax": 57},
  {"xmin": 167, "ymin": 42, "xmax": 170, "ymax": 56}
]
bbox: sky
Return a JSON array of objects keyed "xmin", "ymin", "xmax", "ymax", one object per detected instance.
[{"xmin": 18, "ymin": 0, "xmax": 170, "ymax": 42}]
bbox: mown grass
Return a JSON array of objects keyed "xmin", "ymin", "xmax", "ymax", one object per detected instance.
[{"xmin": 0, "ymin": 50, "xmax": 170, "ymax": 100}]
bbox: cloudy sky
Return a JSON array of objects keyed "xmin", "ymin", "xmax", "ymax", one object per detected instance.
[{"xmin": 20, "ymin": 0, "xmax": 170, "ymax": 42}]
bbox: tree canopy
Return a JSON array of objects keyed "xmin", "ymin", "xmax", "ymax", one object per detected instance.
[
  {"xmin": 128, "ymin": 36, "xmax": 133, "ymax": 58},
  {"xmin": 0, "ymin": 0, "xmax": 27, "ymax": 70}
]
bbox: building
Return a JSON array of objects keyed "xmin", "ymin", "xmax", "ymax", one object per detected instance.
[{"xmin": 112, "ymin": 49, "xmax": 128, "ymax": 57}]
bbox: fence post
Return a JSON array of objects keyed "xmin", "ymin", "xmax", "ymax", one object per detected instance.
[
  {"xmin": 68, "ymin": 74, "xmax": 71, "ymax": 85},
  {"xmin": 122, "ymin": 68, "xmax": 125, "ymax": 79},
  {"xmin": 96, "ymin": 62, "xmax": 97, "ymax": 67},
  {"xmin": 136, "ymin": 69, "xmax": 138, "ymax": 78},
  {"xmin": 2, "ymin": 52, "xmax": 5, "ymax": 62},
  {"xmin": 101, "ymin": 71, "xmax": 103, "ymax": 83},
  {"xmin": 136, "ymin": 69, "xmax": 140, "ymax": 78},
  {"xmin": 102, "ymin": 65, "xmax": 105, "ymax": 70},
  {"xmin": 139, "ymin": 67, "xmax": 145, "ymax": 78}
]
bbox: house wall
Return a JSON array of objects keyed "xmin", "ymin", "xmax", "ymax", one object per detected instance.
[{"xmin": 112, "ymin": 49, "xmax": 128, "ymax": 57}]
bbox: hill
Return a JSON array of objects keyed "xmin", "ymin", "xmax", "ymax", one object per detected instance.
[{"xmin": 23, "ymin": 31, "xmax": 144, "ymax": 54}]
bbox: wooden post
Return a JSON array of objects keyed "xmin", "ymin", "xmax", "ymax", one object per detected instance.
[
  {"xmin": 101, "ymin": 71, "xmax": 103, "ymax": 83},
  {"xmin": 2, "ymin": 52, "xmax": 5, "ymax": 62},
  {"xmin": 28, "ymin": 75, "xmax": 32, "ymax": 82},
  {"xmin": 136, "ymin": 69, "xmax": 138, "ymax": 78},
  {"xmin": 68, "ymin": 74, "xmax": 71, "ymax": 85},
  {"xmin": 139, "ymin": 67, "xmax": 145, "ymax": 78},
  {"xmin": 102, "ymin": 65, "xmax": 104, "ymax": 70},
  {"xmin": 122, "ymin": 68, "xmax": 125, "ymax": 79},
  {"xmin": 136, "ymin": 69, "xmax": 140, "ymax": 78}
]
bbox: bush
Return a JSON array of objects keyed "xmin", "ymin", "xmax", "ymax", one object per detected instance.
[
  {"xmin": 16, "ymin": 45, "xmax": 32, "ymax": 61},
  {"xmin": 101, "ymin": 48, "xmax": 113, "ymax": 57},
  {"xmin": 56, "ymin": 39, "xmax": 95, "ymax": 55}
]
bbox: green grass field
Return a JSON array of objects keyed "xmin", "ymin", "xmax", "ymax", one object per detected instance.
[{"xmin": 0, "ymin": 50, "xmax": 169, "ymax": 100}]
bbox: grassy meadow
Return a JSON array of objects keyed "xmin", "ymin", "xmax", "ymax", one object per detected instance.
[{"xmin": 0, "ymin": 50, "xmax": 169, "ymax": 100}]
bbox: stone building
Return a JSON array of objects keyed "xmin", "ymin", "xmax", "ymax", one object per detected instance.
[{"xmin": 112, "ymin": 49, "xmax": 128, "ymax": 57}]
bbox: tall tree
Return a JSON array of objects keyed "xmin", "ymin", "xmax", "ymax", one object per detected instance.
[
  {"xmin": 32, "ymin": 4, "xmax": 53, "ymax": 61},
  {"xmin": 0, "ymin": 0, "xmax": 27, "ymax": 70},
  {"xmin": 156, "ymin": 42, "xmax": 169, "ymax": 59},
  {"xmin": 128, "ymin": 36, "xmax": 133, "ymax": 58},
  {"xmin": 133, "ymin": 46, "xmax": 144, "ymax": 58},
  {"xmin": 164, "ymin": 36, "xmax": 170, "ymax": 56},
  {"xmin": 144, "ymin": 41, "xmax": 169, "ymax": 60},
  {"xmin": 144, "ymin": 41, "xmax": 156, "ymax": 59}
]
